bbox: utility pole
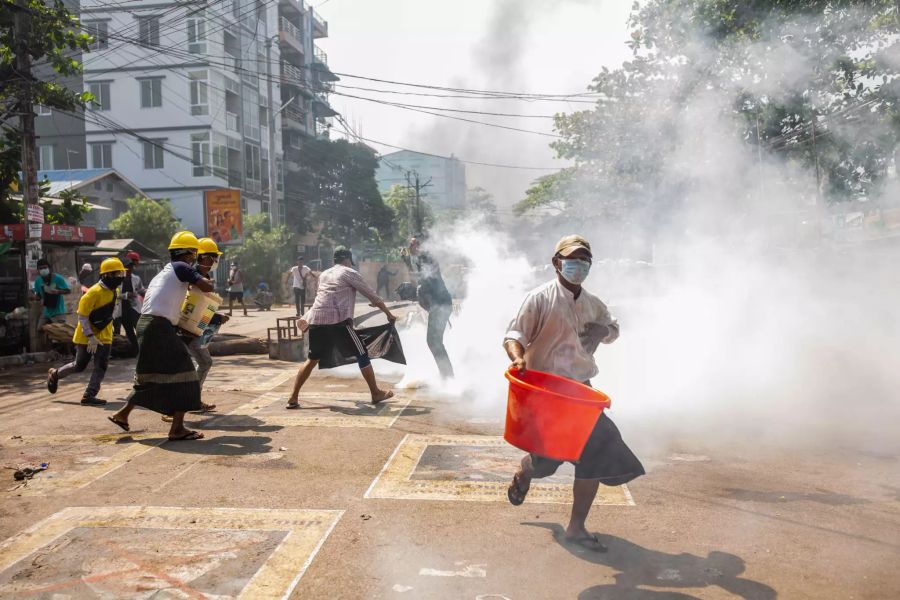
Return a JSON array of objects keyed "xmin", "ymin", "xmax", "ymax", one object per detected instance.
[
  {"xmin": 405, "ymin": 170, "xmax": 431, "ymax": 235},
  {"xmin": 265, "ymin": 36, "xmax": 278, "ymax": 227},
  {"xmin": 15, "ymin": 0, "xmax": 43, "ymax": 349},
  {"xmin": 810, "ymin": 113, "xmax": 823, "ymax": 241}
]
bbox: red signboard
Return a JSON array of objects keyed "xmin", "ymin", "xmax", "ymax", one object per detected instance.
[{"xmin": 0, "ymin": 224, "xmax": 96, "ymax": 244}]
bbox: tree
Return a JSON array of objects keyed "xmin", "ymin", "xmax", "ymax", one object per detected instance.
[
  {"xmin": 383, "ymin": 183, "xmax": 433, "ymax": 246},
  {"xmin": 109, "ymin": 197, "xmax": 179, "ymax": 257},
  {"xmin": 519, "ymin": 1, "xmax": 900, "ymax": 231},
  {"xmin": 1, "ymin": 0, "xmax": 93, "ymax": 212},
  {"xmin": 229, "ymin": 214, "xmax": 293, "ymax": 295},
  {"xmin": 42, "ymin": 187, "xmax": 90, "ymax": 225},
  {"xmin": 285, "ymin": 138, "xmax": 395, "ymax": 249}
]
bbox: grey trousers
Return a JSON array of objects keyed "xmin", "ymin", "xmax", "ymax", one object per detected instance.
[
  {"xmin": 186, "ymin": 336, "xmax": 213, "ymax": 389},
  {"xmin": 57, "ymin": 343, "xmax": 111, "ymax": 398},
  {"xmin": 426, "ymin": 304, "xmax": 454, "ymax": 379}
]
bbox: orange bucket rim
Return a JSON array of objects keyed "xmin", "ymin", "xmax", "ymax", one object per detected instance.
[{"xmin": 505, "ymin": 369, "xmax": 611, "ymax": 409}]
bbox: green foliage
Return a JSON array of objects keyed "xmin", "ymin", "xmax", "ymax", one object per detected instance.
[
  {"xmin": 42, "ymin": 187, "xmax": 90, "ymax": 225},
  {"xmin": 521, "ymin": 0, "xmax": 900, "ymax": 222},
  {"xmin": 382, "ymin": 183, "xmax": 433, "ymax": 246},
  {"xmin": 284, "ymin": 138, "xmax": 395, "ymax": 249},
  {"xmin": 228, "ymin": 214, "xmax": 293, "ymax": 293},
  {"xmin": 109, "ymin": 197, "xmax": 179, "ymax": 257},
  {"xmin": 1, "ymin": 0, "xmax": 93, "ymax": 213}
]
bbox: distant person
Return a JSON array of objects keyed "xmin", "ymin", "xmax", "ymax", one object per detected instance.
[
  {"xmin": 287, "ymin": 247, "xmax": 397, "ymax": 408},
  {"xmin": 47, "ymin": 258, "xmax": 126, "ymax": 405},
  {"xmin": 409, "ymin": 237, "xmax": 454, "ymax": 379},
  {"xmin": 377, "ymin": 264, "xmax": 396, "ymax": 300},
  {"xmin": 285, "ymin": 256, "xmax": 316, "ymax": 316},
  {"xmin": 32, "ymin": 257, "xmax": 71, "ymax": 329},
  {"xmin": 226, "ymin": 260, "xmax": 248, "ymax": 316},
  {"xmin": 113, "ymin": 252, "xmax": 145, "ymax": 358},
  {"xmin": 77, "ymin": 263, "xmax": 93, "ymax": 292},
  {"xmin": 254, "ymin": 282, "xmax": 274, "ymax": 311},
  {"xmin": 504, "ymin": 234, "xmax": 643, "ymax": 552},
  {"xmin": 107, "ymin": 231, "xmax": 215, "ymax": 441}
]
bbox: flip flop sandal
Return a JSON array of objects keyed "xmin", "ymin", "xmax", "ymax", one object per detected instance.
[
  {"xmin": 107, "ymin": 416, "xmax": 130, "ymax": 432},
  {"xmin": 507, "ymin": 473, "xmax": 529, "ymax": 506},
  {"xmin": 285, "ymin": 403, "xmax": 300, "ymax": 409},
  {"xmin": 168, "ymin": 430, "xmax": 205, "ymax": 441},
  {"xmin": 197, "ymin": 403, "xmax": 216, "ymax": 412}
]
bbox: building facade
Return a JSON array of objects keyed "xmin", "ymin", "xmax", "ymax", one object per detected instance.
[
  {"xmin": 375, "ymin": 150, "xmax": 467, "ymax": 213},
  {"xmin": 35, "ymin": 0, "xmax": 337, "ymax": 240}
]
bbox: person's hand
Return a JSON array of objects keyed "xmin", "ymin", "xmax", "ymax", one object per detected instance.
[
  {"xmin": 509, "ymin": 357, "xmax": 526, "ymax": 374},
  {"xmin": 385, "ymin": 312, "xmax": 397, "ymax": 323},
  {"xmin": 297, "ymin": 318, "xmax": 310, "ymax": 332},
  {"xmin": 86, "ymin": 336, "xmax": 100, "ymax": 355},
  {"xmin": 219, "ymin": 314, "xmax": 230, "ymax": 324}
]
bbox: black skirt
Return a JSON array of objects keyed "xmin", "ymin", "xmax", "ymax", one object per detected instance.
[{"xmin": 126, "ymin": 315, "xmax": 201, "ymax": 415}]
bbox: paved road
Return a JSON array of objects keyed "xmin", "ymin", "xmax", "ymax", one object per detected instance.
[{"xmin": 0, "ymin": 308, "xmax": 898, "ymax": 599}]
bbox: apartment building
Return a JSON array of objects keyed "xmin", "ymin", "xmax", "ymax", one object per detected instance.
[
  {"xmin": 35, "ymin": 0, "xmax": 337, "ymax": 239},
  {"xmin": 375, "ymin": 150, "xmax": 467, "ymax": 213}
]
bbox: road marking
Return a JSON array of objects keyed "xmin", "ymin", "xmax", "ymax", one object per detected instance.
[
  {"xmin": 365, "ymin": 434, "xmax": 635, "ymax": 505},
  {"xmin": 222, "ymin": 391, "xmax": 412, "ymax": 429},
  {"xmin": 419, "ymin": 562, "xmax": 487, "ymax": 578},
  {"xmin": 0, "ymin": 506, "xmax": 343, "ymax": 600}
]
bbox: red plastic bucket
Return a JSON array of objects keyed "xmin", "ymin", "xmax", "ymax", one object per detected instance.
[{"xmin": 504, "ymin": 369, "xmax": 612, "ymax": 462}]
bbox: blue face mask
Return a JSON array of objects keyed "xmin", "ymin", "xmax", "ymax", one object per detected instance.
[{"xmin": 559, "ymin": 258, "xmax": 591, "ymax": 285}]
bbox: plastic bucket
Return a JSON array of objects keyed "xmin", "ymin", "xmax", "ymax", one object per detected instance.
[
  {"xmin": 178, "ymin": 290, "xmax": 222, "ymax": 336},
  {"xmin": 504, "ymin": 369, "xmax": 611, "ymax": 462}
]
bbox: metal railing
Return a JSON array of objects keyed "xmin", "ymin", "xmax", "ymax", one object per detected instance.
[
  {"xmin": 283, "ymin": 105, "xmax": 307, "ymax": 125},
  {"xmin": 280, "ymin": 17, "xmax": 303, "ymax": 46},
  {"xmin": 314, "ymin": 45, "xmax": 327, "ymax": 65},
  {"xmin": 281, "ymin": 62, "xmax": 306, "ymax": 87},
  {"xmin": 311, "ymin": 10, "xmax": 328, "ymax": 36}
]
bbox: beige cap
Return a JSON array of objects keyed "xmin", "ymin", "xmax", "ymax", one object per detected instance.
[{"xmin": 554, "ymin": 234, "xmax": 592, "ymax": 257}]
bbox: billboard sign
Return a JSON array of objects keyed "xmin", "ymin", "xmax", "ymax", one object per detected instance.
[{"xmin": 204, "ymin": 189, "xmax": 242, "ymax": 244}]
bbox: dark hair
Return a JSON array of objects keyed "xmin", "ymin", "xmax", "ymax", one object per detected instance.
[
  {"xmin": 333, "ymin": 247, "xmax": 353, "ymax": 262},
  {"xmin": 37, "ymin": 258, "xmax": 50, "ymax": 268},
  {"xmin": 297, "ymin": 255, "xmax": 305, "ymax": 262},
  {"xmin": 169, "ymin": 249, "xmax": 194, "ymax": 261}
]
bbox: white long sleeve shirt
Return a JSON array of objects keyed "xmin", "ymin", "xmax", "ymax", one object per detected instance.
[{"xmin": 504, "ymin": 279, "xmax": 619, "ymax": 382}]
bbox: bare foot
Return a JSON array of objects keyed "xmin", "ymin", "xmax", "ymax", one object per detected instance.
[
  {"xmin": 563, "ymin": 526, "xmax": 607, "ymax": 552},
  {"xmin": 371, "ymin": 389, "xmax": 394, "ymax": 405}
]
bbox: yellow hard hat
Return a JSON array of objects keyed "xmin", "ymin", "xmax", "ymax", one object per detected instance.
[
  {"xmin": 99, "ymin": 257, "xmax": 125, "ymax": 274},
  {"xmin": 197, "ymin": 237, "xmax": 222, "ymax": 256},
  {"xmin": 168, "ymin": 231, "xmax": 200, "ymax": 251}
]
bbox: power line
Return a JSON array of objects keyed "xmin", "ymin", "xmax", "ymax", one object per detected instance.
[{"xmin": 332, "ymin": 90, "xmax": 558, "ymax": 118}]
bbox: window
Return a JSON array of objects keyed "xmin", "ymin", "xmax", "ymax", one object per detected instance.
[
  {"xmin": 143, "ymin": 139, "xmax": 164, "ymax": 169},
  {"xmin": 139, "ymin": 78, "xmax": 162, "ymax": 108},
  {"xmin": 88, "ymin": 82, "xmax": 110, "ymax": 111},
  {"xmin": 191, "ymin": 132, "xmax": 210, "ymax": 176},
  {"xmin": 94, "ymin": 181, "xmax": 102, "ymax": 191},
  {"xmin": 242, "ymin": 86, "xmax": 260, "ymax": 140},
  {"xmin": 212, "ymin": 144, "xmax": 227, "ymax": 177},
  {"xmin": 34, "ymin": 104, "xmax": 51, "ymax": 116},
  {"xmin": 138, "ymin": 17, "xmax": 160, "ymax": 46},
  {"xmin": 90, "ymin": 143, "xmax": 112, "ymax": 168},
  {"xmin": 85, "ymin": 21, "xmax": 108, "ymax": 51},
  {"xmin": 38, "ymin": 145, "xmax": 53, "ymax": 170},
  {"xmin": 189, "ymin": 71, "xmax": 208, "ymax": 116},
  {"xmin": 244, "ymin": 143, "xmax": 260, "ymax": 181},
  {"xmin": 187, "ymin": 10, "xmax": 207, "ymax": 54}
]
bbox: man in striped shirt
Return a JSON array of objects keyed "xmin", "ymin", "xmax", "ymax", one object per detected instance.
[{"xmin": 287, "ymin": 247, "xmax": 397, "ymax": 407}]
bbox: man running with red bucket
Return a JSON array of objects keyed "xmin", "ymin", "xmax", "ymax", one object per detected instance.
[{"xmin": 504, "ymin": 234, "xmax": 644, "ymax": 552}]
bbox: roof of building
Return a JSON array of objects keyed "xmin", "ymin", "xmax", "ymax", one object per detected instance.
[
  {"xmin": 36, "ymin": 169, "xmax": 147, "ymax": 199},
  {"xmin": 85, "ymin": 238, "xmax": 163, "ymax": 261}
]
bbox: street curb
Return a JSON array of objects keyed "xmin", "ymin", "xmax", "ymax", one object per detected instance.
[{"xmin": 0, "ymin": 350, "xmax": 62, "ymax": 369}]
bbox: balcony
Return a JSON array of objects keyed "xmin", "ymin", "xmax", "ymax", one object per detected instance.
[
  {"xmin": 280, "ymin": 17, "xmax": 303, "ymax": 55},
  {"xmin": 282, "ymin": 105, "xmax": 308, "ymax": 131},
  {"xmin": 312, "ymin": 46, "xmax": 339, "ymax": 82},
  {"xmin": 313, "ymin": 45, "xmax": 327, "ymax": 65},
  {"xmin": 225, "ymin": 111, "xmax": 240, "ymax": 134},
  {"xmin": 310, "ymin": 9, "xmax": 328, "ymax": 38},
  {"xmin": 279, "ymin": 0, "xmax": 302, "ymax": 16},
  {"xmin": 315, "ymin": 119, "xmax": 331, "ymax": 139},
  {"xmin": 281, "ymin": 62, "xmax": 307, "ymax": 92},
  {"xmin": 312, "ymin": 93, "xmax": 337, "ymax": 118}
]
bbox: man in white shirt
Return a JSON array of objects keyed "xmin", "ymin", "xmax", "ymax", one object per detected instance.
[
  {"xmin": 287, "ymin": 247, "xmax": 397, "ymax": 407},
  {"xmin": 285, "ymin": 255, "xmax": 316, "ymax": 316},
  {"xmin": 503, "ymin": 234, "xmax": 644, "ymax": 552}
]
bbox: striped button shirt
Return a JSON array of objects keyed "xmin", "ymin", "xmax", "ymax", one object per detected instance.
[{"xmin": 304, "ymin": 264, "xmax": 382, "ymax": 325}]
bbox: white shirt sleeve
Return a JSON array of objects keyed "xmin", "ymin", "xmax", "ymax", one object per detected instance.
[{"xmin": 504, "ymin": 292, "xmax": 543, "ymax": 347}]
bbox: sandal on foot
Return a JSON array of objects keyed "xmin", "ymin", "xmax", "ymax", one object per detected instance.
[
  {"xmin": 81, "ymin": 396, "xmax": 107, "ymax": 406},
  {"xmin": 285, "ymin": 402, "xmax": 300, "ymax": 409},
  {"xmin": 47, "ymin": 369, "xmax": 58, "ymax": 394},
  {"xmin": 507, "ymin": 473, "xmax": 529, "ymax": 506},
  {"xmin": 161, "ymin": 415, "xmax": 174, "ymax": 423},
  {"xmin": 196, "ymin": 403, "xmax": 216, "ymax": 413},
  {"xmin": 563, "ymin": 534, "xmax": 608, "ymax": 553},
  {"xmin": 371, "ymin": 390, "xmax": 394, "ymax": 405},
  {"xmin": 107, "ymin": 416, "xmax": 130, "ymax": 432},
  {"xmin": 168, "ymin": 430, "xmax": 204, "ymax": 441}
]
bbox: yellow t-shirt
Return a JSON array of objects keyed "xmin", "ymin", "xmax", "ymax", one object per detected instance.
[{"xmin": 72, "ymin": 283, "xmax": 117, "ymax": 345}]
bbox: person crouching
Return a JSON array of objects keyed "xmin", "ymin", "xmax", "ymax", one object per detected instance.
[{"xmin": 46, "ymin": 257, "xmax": 126, "ymax": 405}]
